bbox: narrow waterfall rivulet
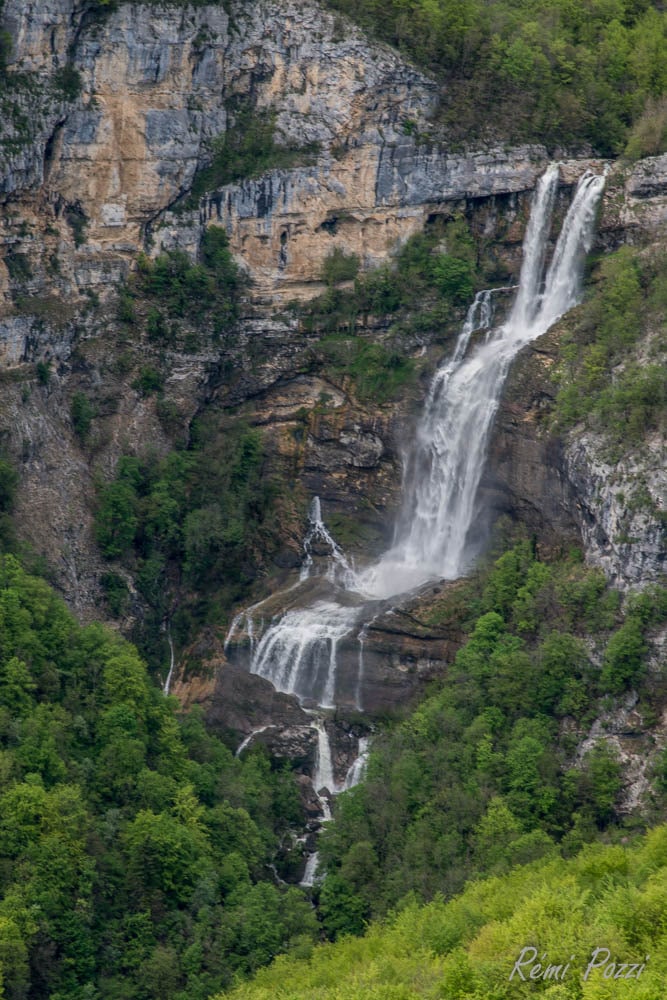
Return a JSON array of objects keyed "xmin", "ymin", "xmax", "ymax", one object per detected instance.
[{"xmin": 227, "ymin": 164, "xmax": 605, "ymax": 712}]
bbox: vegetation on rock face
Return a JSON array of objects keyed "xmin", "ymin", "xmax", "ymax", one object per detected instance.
[
  {"xmin": 304, "ymin": 215, "xmax": 477, "ymax": 335},
  {"xmin": 0, "ymin": 554, "xmax": 317, "ymax": 999},
  {"xmin": 222, "ymin": 826, "xmax": 667, "ymax": 999},
  {"xmin": 95, "ymin": 420, "xmax": 292, "ymax": 666},
  {"xmin": 315, "ymin": 540, "xmax": 667, "ymax": 934},
  {"xmin": 553, "ymin": 244, "xmax": 667, "ymax": 454},
  {"xmin": 185, "ymin": 106, "xmax": 320, "ymax": 207},
  {"xmin": 298, "ymin": 215, "xmax": 480, "ymax": 402},
  {"xmin": 326, "ymin": 0, "xmax": 667, "ymax": 154},
  {"xmin": 121, "ymin": 225, "xmax": 244, "ymax": 350}
]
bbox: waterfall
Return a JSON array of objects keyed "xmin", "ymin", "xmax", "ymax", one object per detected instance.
[
  {"xmin": 356, "ymin": 166, "xmax": 605, "ymax": 598},
  {"xmin": 163, "ymin": 626, "xmax": 175, "ymax": 695},
  {"xmin": 300, "ymin": 496, "xmax": 356, "ymax": 585},
  {"xmin": 235, "ymin": 725, "xmax": 271, "ymax": 756},
  {"xmin": 300, "ymin": 851, "xmax": 321, "ymax": 887},
  {"xmin": 313, "ymin": 720, "xmax": 335, "ymax": 796},
  {"xmin": 250, "ymin": 601, "xmax": 359, "ymax": 707},
  {"xmin": 300, "ymin": 725, "xmax": 369, "ymax": 885},
  {"xmin": 231, "ymin": 164, "xmax": 605, "ymax": 708},
  {"xmin": 343, "ymin": 737, "xmax": 370, "ymax": 789}
]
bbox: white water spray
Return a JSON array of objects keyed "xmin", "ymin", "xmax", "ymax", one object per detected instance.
[
  {"xmin": 343, "ymin": 737, "xmax": 370, "ymax": 789},
  {"xmin": 235, "ymin": 725, "xmax": 272, "ymax": 756},
  {"xmin": 300, "ymin": 496, "xmax": 356, "ymax": 585},
  {"xmin": 300, "ymin": 851, "xmax": 321, "ymax": 887},
  {"xmin": 312, "ymin": 718, "xmax": 336, "ymax": 818},
  {"xmin": 250, "ymin": 601, "xmax": 358, "ymax": 707}
]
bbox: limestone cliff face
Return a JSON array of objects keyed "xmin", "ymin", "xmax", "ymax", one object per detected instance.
[
  {"xmin": 0, "ymin": 0, "xmax": 550, "ymax": 616},
  {"xmin": 0, "ymin": 1, "xmax": 665, "ymax": 717}
]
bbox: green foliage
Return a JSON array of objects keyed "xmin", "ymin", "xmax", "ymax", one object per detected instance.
[
  {"xmin": 132, "ymin": 365, "xmax": 163, "ymax": 397},
  {"xmin": 123, "ymin": 226, "xmax": 243, "ymax": 354},
  {"xmin": 0, "ymin": 453, "xmax": 18, "ymax": 515},
  {"xmin": 35, "ymin": 360, "xmax": 50, "ymax": 385},
  {"xmin": 222, "ymin": 828, "xmax": 667, "ymax": 1000},
  {"xmin": 4, "ymin": 250, "xmax": 32, "ymax": 283},
  {"xmin": 321, "ymin": 248, "xmax": 360, "ymax": 286},
  {"xmin": 431, "ymin": 253, "xmax": 474, "ymax": 303},
  {"xmin": 324, "ymin": 0, "xmax": 667, "ymax": 153},
  {"xmin": 600, "ymin": 614, "xmax": 648, "ymax": 693},
  {"xmin": 624, "ymin": 94, "xmax": 667, "ymax": 159},
  {"xmin": 0, "ymin": 554, "xmax": 316, "ymax": 998},
  {"xmin": 317, "ymin": 542, "xmax": 660, "ymax": 929},
  {"xmin": 64, "ymin": 204, "xmax": 88, "ymax": 247},
  {"xmin": 96, "ymin": 457, "xmax": 140, "ymax": 559},
  {"xmin": 187, "ymin": 106, "xmax": 319, "ymax": 204},
  {"xmin": 315, "ymin": 336, "xmax": 416, "ymax": 403},
  {"xmin": 70, "ymin": 391, "xmax": 95, "ymax": 441},
  {"xmin": 553, "ymin": 246, "xmax": 667, "ymax": 450},
  {"xmin": 300, "ymin": 217, "xmax": 479, "ymax": 401},
  {"xmin": 94, "ymin": 424, "xmax": 287, "ymax": 659},
  {"xmin": 0, "ymin": 29, "xmax": 12, "ymax": 74},
  {"xmin": 53, "ymin": 64, "xmax": 82, "ymax": 101},
  {"xmin": 100, "ymin": 571, "xmax": 129, "ymax": 616}
]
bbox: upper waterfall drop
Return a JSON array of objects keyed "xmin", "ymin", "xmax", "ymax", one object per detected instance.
[{"xmin": 356, "ymin": 166, "xmax": 605, "ymax": 599}]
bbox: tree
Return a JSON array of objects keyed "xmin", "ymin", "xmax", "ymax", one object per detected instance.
[{"xmin": 600, "ymin": 616, "xmax": 647, "ymax": 693}]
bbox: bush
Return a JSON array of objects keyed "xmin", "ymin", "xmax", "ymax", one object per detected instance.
[
  {"xmin": 64, "ymin": 204, "xmax": 87, "ymax": 247},
  {"xmin": 322, "ymin": 248, "xmax": 360, "ymax": 286},
  {"xmin": 132, "ymin": 227, "xmax": 242, "ymax": 334},
  {"xmin": 4, "ymin": 251, "xmax": 32, "ymax": 283},
  {"xmin": 100, "ymin": 571, "xmax": 129, "ymax": 616},
  {"xmin": 432, "ymin": 254, "xmax": 474, "ymax": 304},
  {"xmin": 0, "ymin": 454, "xmax": 18, "ymax": 513},
  {"xmin": 600, "ymin": 615, "xmax": 648, "ymax": 694},
  {"xmin": 187, "ymin": 106, "xmax": 319, "ymax": 204},
  {"xmin": 53, "ymin": 64, "xmax": 82, "ymax": 101},
  {"xmin": 0, "ymin": 23, "xmax": 13, "ymax": 75},
  {"xmin": 132, "ymin": 366, "xmax": 163, "ymax": 397},
  {"xmin": 70, "ymin": 392, "xmax": 94, "ymax": 441},
  {"xmin": 624, "ymin": 95, "xmax": 667, "ymax": 161}
]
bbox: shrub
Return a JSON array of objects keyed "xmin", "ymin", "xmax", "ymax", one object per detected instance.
[
  {"xmin": 64, "ymin": 204, "xmax": 88, "ymax": 247},
  {"xmin": 0, "ymin": 453, "xmax": 18, "ymax": 513},
  {"xmin": 624, "ymin": 95, "xmax": 667, "ymax": 160},
  {"xmin": 133, "ymin": 367, "xmax": 163, "ymax": 397},
  {"xmin": 4, "ymin": 251, "xmax": 32, "ymax": 283},
  {"xmin": 322, "ymin": 248, "xmax": 360, "ymax": 286},
  {"xmin": 432, "ymin": 254, "xmax": 474, "ymax": 304},
  {"xmin": 187, "ymin": 106, "xmax": 319, "ymax": 203},
  {"xmin": 100, "ymin": 571, "xmax": 129, "ymax": 616},
  {"xmin": 71, "ymin": 392, "xmax": 94, "ymax": 441},
  {"xmin": 53, "ymin": 64, "xmax": 82, "ymax": 101},
  {"xmin": 96, "ymin": 478, "xmax": 139, "ymax": 559},
  {"xmin": 600, "ymin": 615, "xmax": 648, "ymax": 694}
]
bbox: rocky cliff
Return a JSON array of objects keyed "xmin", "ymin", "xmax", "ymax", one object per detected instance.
[{"xmin": 0, "ymin": 1, "xmax": 665, "ymax": 788}]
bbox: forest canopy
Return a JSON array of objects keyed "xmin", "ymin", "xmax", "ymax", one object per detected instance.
[
  {"xmin": 325, "ymin": 0, "xmax": 667, "ymax": 153},
  {"xmin": 0, "ymin": 554, "xmax": 317, "ymax": 1000},
  {"xmin": 222, "ymin": 825, "xmax": 667, "ymax": 999}
]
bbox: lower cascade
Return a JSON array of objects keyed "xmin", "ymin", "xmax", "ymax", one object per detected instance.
[{"xmin": 226, "ymin": 164, "xmax": 605, "ymax": 716}]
